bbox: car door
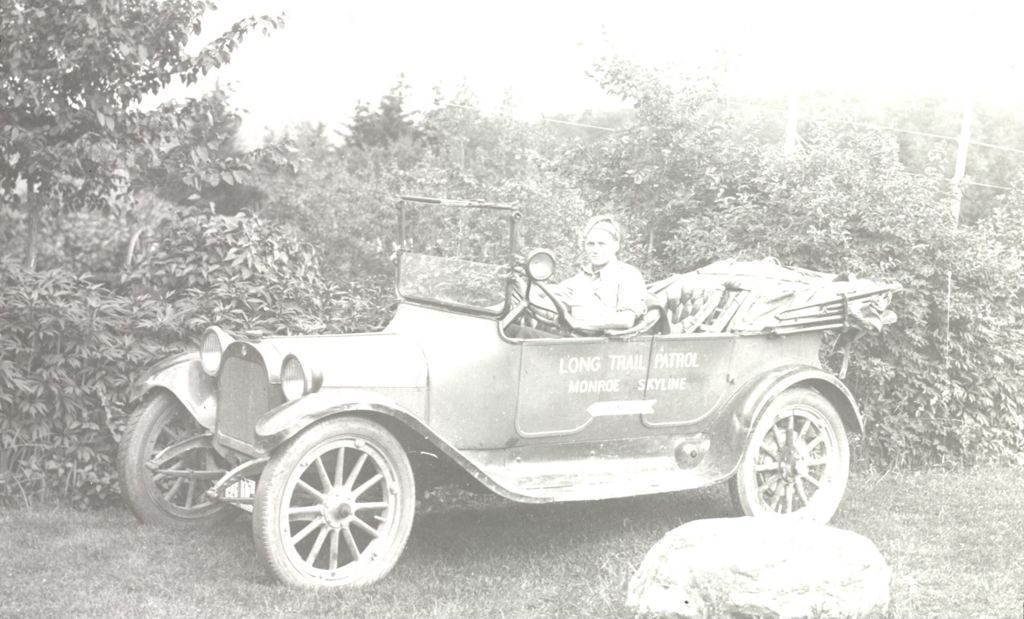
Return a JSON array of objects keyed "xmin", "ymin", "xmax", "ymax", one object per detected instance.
[
  {"xmin": 639, "ymin": 333, "xmax": 737, "ymax": 427},
  {"xmin": 515, "ymin": 335, "xmax": 655, "ymax": 437}
]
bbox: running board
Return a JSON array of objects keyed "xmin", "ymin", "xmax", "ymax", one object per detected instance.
[{"xmin": 460, "ymin": 436, "xmax": 727, "ymax": 503}]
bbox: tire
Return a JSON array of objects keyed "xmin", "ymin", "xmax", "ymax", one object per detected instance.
[
  {"xmin": 729, "ymin": 387, "xmax": 850, "ymax": 523},
  {"xmin": 252, "ymin": 416, "xmax": 416, "ymax": 588},
  {"xmin": 118, "ymin": 391, "xmax": 235, "ymax": 527}
]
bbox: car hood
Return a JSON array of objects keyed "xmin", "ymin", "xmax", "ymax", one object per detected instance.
[{"xmin": 240, "ymin": 332, "xmax": 428, "ymax": 389}]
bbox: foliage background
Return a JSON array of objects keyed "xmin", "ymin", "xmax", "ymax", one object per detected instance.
[
  {"xmin": 572, "ymin": 60, "xmax": 1024, "ymax": 468},
  {"xmin": 1, "ymin": 12, "xmax": 1022, "ymax": 506}
]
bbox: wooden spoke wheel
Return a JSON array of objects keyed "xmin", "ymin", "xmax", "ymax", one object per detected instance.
[
  {"xmin": 253, "ymin": 417, "xmax": 415, "ymax": 588},
  {"xmin": 118, "ymin": 392, "xmax": 234, "ymax": 527},
  {"xmin": 730, "ymin": 388, "xmax": 849, "ymax": 523}
]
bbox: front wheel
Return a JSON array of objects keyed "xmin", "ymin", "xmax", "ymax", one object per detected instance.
[
  {"xmin": 729, "ymin": 387, "xmax": 849, "ymax": 523},
  {"xmin": 117, "ymin": 391, "xmax": 235, "ymax": 527},
  {"xmin": 253, "ymin": 416, "xmax": 416, "ymax": 588}
]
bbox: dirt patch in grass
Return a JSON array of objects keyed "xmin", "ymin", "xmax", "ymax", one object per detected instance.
[{"xmin": 1, "ymin": 467, "xmax": 1020, "ymax": 618}]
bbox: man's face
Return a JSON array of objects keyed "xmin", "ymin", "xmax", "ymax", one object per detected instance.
[{"xmin": 584, "ymin": 228, "xmax": 619, "ymax": 269}]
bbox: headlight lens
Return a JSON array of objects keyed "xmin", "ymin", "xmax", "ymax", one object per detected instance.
[
  {"xmin": 281, "ymin": 356, "xmax": 308, "ymax": 401},
  {"xmin": 526, "ymin": 249, "xmax": 555, "ymax": 281},
  {"xmin": 199, "ymin": 327, "xmax": 232, "ymax": 376}
]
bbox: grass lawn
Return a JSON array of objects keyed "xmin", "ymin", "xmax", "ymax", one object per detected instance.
[{"xmin": 1, "ymin": 467, "xmax": 1021, "ymax": 618}]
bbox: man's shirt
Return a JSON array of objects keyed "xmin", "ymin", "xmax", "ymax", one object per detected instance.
[{"xmin": 558, "ymin": 259, "xmax": 648, "ymax": 320}]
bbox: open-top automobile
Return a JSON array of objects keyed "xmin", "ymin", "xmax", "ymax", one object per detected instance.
[{"xmin": 119, "ymin": 196, "xmax": 899, "ymax": 587}]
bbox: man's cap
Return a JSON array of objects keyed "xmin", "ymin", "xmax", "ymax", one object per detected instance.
[{"xmin": 582, "ymin": 214, "xmax": 621, "ymax": 243}]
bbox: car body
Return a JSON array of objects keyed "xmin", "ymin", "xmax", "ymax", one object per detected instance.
[{"xmin": 118, "ymin": 196, "xmax": 899, "ymax": 588}]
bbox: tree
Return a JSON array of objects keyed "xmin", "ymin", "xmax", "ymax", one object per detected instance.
[
  {"xmin": 0, "ymin": 0, "xmax": 283, "ymax": 269},
  {"xmin": 345, "ymin": 79, "xmax": 420, "ymax": 151},
  {"xmin": 142, "ymin": 87, "xmax": 293, "ymax": 217},
  {"xmin": 569, "ymin": 57, "xmax": 738, "ymax": 276},
  {"xmin": 249, "ymin": 84, "xmax": 590, "ymax": 293}
]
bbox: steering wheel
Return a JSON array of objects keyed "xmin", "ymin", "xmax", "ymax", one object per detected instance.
[
  {"xmin": 531, "ymin": 279, "xmax": 582, "ymax": 333},
  {"xmin": 505, "ymin": 266, "xmax": 599, "ymax": 337},
  {"xmin": 503, "ymin": 271, "xmax": 566, "ymax": 332}
]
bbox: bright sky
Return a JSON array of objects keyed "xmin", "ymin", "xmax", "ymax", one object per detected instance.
[{"xmin": 183, "ymin": 1, "xmax": 1024, "ymax": 146}]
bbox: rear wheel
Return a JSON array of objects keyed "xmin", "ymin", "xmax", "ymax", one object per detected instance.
[
  {"xmin": 729, "ymin": 388, "xmax": 849, "ymax": 523},
  {"xmin": 253, "ymin": 417, "xmax": 416, "ymax": 588},
  {"xmin": 118, "ymin": 391, "xmax": 235, "ymax": 527}
]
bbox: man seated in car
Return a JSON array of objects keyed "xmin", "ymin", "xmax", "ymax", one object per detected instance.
[{"xmin": 554, "ymin": 214, "xmax": 648, "ymax": 332}]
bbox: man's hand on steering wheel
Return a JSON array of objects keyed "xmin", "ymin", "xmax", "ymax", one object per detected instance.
[
  {"xmin": 506, "ymin": 268, "xmax": 593, "ymax": 336},
  {"xmin": 506, "ymin": 269, "xmax": 558, "ymax": 330},
  {"xmin": 532, "ymin": 280, "xmax": 589, "ymax": 333}
]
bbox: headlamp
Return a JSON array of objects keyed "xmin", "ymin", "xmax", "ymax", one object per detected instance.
[
  {"xmin": 199, "ymin": 326, "xmax": 233, "ymax": 376},
  {"xmin": 281, "ymin": 355, "xmax": 321, "ymax": 401},
  {"xmin": 525, "ymin": 249, "xmax": 555, "ymax": 282}
]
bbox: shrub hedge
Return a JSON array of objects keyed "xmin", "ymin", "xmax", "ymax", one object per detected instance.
[
  {"xmin": 0, "ymin": 261, "xmax": 161, "ymax": 506},
  {"xmin": 0, "ymin": 208, "xmax": 392, "ymax": 506}
]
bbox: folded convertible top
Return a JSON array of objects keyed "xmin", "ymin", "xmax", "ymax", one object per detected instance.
[{"xmin": 648, "ymin": 258, "xmax": 901, "ymax": 335}]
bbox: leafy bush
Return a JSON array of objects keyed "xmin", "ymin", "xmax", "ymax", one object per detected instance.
[
  {"xmin": 127, "ymin": 208, "xmax": 344, "ymax": 334},
  {"xmin": 574, "ymin": 61, "xmax": 1024, "ymax": 466},
  {"xmin": 0, "ymin": 207, "xmax": 388, "ymax": 506},
  {"xmin": 0, "ymin": 261, "xmax": 168, "ymax": 506},
  {"xmin": 668, "ymin": 127, "xmax": 1024, "ymax": 467}
]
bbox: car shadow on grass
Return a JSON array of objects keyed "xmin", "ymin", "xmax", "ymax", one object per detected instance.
[
  {"xmin": 407, "ymin": 482, "xmax": 735, "ymax": 564},
  {"xmin": 108, "ymin": 482, "xmax": 736, "ymax": 615}
]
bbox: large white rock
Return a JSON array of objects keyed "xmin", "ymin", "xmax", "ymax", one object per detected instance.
[{"xmin": 626, "ymin": 517, "xmax": 890, "ymax": 619}]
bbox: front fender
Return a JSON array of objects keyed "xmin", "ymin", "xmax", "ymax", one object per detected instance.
[
  {"xmin": 253, "ymin": 389, "xmax": 544, "ymax": 503},
  {"xmin": 130, "ymin": 352, "xmax": 216, "ymax": 429},
  {"xmin": 255, "ymin": 389, "xmax": 423, "ymax": 451}
]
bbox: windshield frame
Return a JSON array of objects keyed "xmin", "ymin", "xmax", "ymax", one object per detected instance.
[{"xmin": 394, "ymin": 196, "xmax": 521, "ymax": 317}]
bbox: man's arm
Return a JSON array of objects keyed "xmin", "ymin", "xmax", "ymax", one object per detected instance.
[
  {"xmin": 569, "ymin": 305, "xmax": 638, "ymax": 331},
  {"xmin": 531, "ymin": 279, "xmax": 635, "ymax": 331},
  {"xmin": 614, "ymin": 263, "xmax": 649, "ymax": 321}
]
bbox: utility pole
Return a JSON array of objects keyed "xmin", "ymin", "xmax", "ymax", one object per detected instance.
[
  {"xmin": 950, "ymin": 97, "xmax": 974, "ymax": 223},
  {"xmin": 945, "ymin": 97, "xmax": 973, "ymax": 410}
]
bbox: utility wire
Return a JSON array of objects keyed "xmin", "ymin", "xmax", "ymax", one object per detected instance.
[
  {"xmin": 539, "ymin": 115, "xmax": 618, "ymax": 132},
  {"xmin": 905, "ymin": 171, "xmax": 1013, "ymax": 192},
  {"xmin": 730, "ymin": 102, "xmax": 1019, "ymax": 191},
  {"xmin": 445, "ymin": 101, "xmax": 1019, "ymax": 190},
  {"xmin": 734, "ymin": 101, "xmax": 1024, "ymax": 158},
  {"xmin": 969, "ymin": 139, "xmax": 1024, "ymax": 155},
  {"xmin": 965, "ymin": 180, "xmax": 1013, "ymax": 191},
  {"xmin": 445, "ymin": 103, "xmax": 618, "ymax": 132}
]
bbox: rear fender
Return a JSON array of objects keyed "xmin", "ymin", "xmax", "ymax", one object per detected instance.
[
  {"xmin": 700, "ymin": 365, "xmax": 862, "ymax": 481},
  {"xmin": 130, "ymin": 352, "xmax": 216, "ymax": 429},
  {"xmin": 729, "ymin": 365, "xmax": 862, "ymax": 435},
  {"xmin": 254, "ymin": 389, "xmax": 539, "ymax": 502}
]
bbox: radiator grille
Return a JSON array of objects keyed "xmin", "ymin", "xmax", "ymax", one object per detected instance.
[{"xmin": 217, "ymin": 353, "xmax": 271, "ymax": 447}]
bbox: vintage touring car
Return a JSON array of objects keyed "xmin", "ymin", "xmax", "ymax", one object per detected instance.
[{"xmin": 119, "ymin": 196, "xmax": 899, "ymax": 588}]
